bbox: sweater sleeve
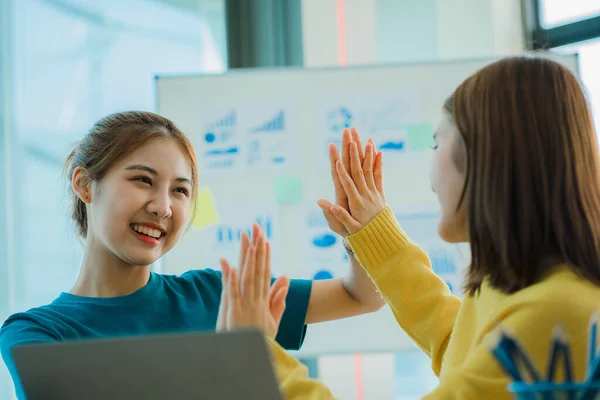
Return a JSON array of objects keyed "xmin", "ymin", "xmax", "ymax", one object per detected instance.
[
  {"xmin": 267, "ymin": 338, "xmax": 337, "ymax": 399},
  {"xmin": 347, "ymin": 207, "xmax": 462, "ymax": 375}
]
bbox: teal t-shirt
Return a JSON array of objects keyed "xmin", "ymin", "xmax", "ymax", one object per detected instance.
[{"xmin": 0, "ymin": 269, "xmax": 312, "ymax": 399}]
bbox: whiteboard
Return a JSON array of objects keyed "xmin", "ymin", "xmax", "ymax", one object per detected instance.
[{"xmin": 156, "ymin": 53, "xmax": 579, "ymax": 356}]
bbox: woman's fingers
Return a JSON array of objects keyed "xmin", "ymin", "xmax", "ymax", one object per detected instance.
[
  {"xmin": 374, "ymin": 151, "xmax": 385, "ymax": 194},
  {"xmin": 255, "ymin": 235, "xmax": 266, "ymax": 303},
  {"xmin": 363, "ymin": 143, "xmax": 376, "ymax": 190},
  {"xmin": 220, "ymin": 258, "xmax": 231, "ymax": 281},
  {"xmin": 318, "ymin": 198, "xmax": 347, "ymax": 236},
  {"xmin": 341, "ymin": 129, "xmax": 353, "ymax": 179},
  {"xmin": 350, "ymin": 127, "xmax": 365, "ymax": 161},
  {"xmin": 251, "ymin": 223, "xmax": 260, "ymax": 245},
  {"xmin": 329, "ymin": 144, "xmax": 349, "ymax": 209},
  {"xmin": 269, "ymin": 275, "xmax": 290, "ymax": 298},
  {"xmin": 219, "ymin": 259, "xmax": 231, "ymax": 308},
  {"xmin": 241, "ymin": 245, "xmax": 256, "ymax": 300},
  {"xmin": 330, "ymin": 205, "xmax": 363, "ymax": 234},
  {"xmin": 350, "ymin": 142, "xmax": 369, "ymax": 194},
  {"xmin": 216, "ymin": 259, "xmax": 230, "ymax": 330},
  {"xmin": 269, "ymin": 280, "xmax": 289, "ymax": 327},
  {"xmin": 367, "ymin": 138, "xmax": 375, "ymax": 152},
  {"xmin": 228, "ymin": 267, "xmax": 242, "ymax": 313},
  {"xmin": 317, "ymin": 198, "xmax": 334, "ymax": 211},
  {"xmin": 263, "ymin": 242, "xmax": 272, "ymax": 299},
  {"xmin": 336, "ymin": 160, "xmax": 361, "ymax": 203},
  {"xmin": 238, "ymin": 232, "xmax": 249, "ymax": 277}
]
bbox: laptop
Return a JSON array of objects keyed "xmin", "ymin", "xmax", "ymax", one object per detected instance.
[{"xmin": 12, "ymin": 329, "xmax": 283, "ymax": 400}]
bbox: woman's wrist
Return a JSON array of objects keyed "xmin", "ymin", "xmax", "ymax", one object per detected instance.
[{"xmin": 342, "ymin": 236, "xmax": 355, "ymax": 259}]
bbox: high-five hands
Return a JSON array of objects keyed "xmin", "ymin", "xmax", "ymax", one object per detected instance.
[
  {"xmin": 318, "ymin": 128, "xmax": 377, "ymax": 237},
  {"xmin": 216, "ymin": 224, "xmax": 290, "ymax": 339},
  {"xmin": 318, "ymin": 128, "xmax": 387, "ymax": 235}
]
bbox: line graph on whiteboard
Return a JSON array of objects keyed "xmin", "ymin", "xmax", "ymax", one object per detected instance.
[
  {"xmin": 247, "ymin": 109, "xmax": 289, "ymax": 167},
  {"xmin": 196, "ymin": 102, "xmax": 299, "ymax": 175}
]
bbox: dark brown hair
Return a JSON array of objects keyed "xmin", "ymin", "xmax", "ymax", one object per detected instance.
[
  {"xmin": 444, "ymin": 56, "xmax": 600, "ymax": 295},
  {"xmin": 64, "ymin": 111, "xmax": 198, "ymax": 237}
]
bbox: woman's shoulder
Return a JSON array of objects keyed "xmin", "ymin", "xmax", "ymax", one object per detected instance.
[
  {"xmin": 525, "ymin": 266, "xmax": 600, "ymax": 300},
  {"xmin": 157, "ymin": 268, "xmax": 223, "ymax": 300},
  {"xmin": 1, "ymin": 304, "xmax": 61, "ymax": 349},
  {"xmin": 497, "ymin": 265, "xmax": 600, "ymax": 319},
  {"xmin": 163, "ymin": 268, "xmax": 222, "ymax": 287}
]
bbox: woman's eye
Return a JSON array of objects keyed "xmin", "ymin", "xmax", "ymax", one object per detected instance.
[
  {"xmin": 174, "ymin": 188, "xmax": 189, "ymax": 196},
  {"xmin": 135, "ymin": 176, "xmax": 152, "ymax": 185}
]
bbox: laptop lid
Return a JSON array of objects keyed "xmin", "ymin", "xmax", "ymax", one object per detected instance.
[{"xmin": 12, "ymin": 329, "xmax": 283, "ymax": 400}]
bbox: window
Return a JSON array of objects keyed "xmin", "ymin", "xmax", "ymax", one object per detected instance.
[
  {"xmin": 526, "ymin": 0, "xmax": 600, "ymax": 135},
  {"xmin": 555, "ymin": 39, "xmax": 600, "ymax": 133},
  {"xmin": 540, "ymin": 0, "xmax": 600, "ymax": 28}
]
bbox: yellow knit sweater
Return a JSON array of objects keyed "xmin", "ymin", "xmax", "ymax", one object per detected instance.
[{"xmin": 267, "ymin": 207, "xmax": 600, "ymax": 399}]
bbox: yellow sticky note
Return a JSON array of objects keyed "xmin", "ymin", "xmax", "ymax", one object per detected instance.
[{"xmin": 192, "ymin": 187, "xmax": 220, "ymax": 230}]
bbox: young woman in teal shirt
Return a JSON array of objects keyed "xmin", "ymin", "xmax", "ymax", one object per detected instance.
[{"xmin": 0, "ymin": 111, "xmax": 384, "ymax": 399}]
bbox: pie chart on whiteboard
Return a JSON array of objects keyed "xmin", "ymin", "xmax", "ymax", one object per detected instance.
[{"xmin": 328, "ymin": 107, "xmax": 353, "ymax": 133}]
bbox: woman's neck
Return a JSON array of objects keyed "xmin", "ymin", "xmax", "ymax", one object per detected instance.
[{"xmin": 70, "ymin": 239, "xmax": 151, "ymax": 298}]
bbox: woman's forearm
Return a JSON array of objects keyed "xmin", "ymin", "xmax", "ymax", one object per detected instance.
[{"xmin": 341, "ymin": 254, "xmax": 385, "ymax": 311}]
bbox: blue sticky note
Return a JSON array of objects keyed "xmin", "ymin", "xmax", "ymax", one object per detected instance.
[
  {"xmin": 314, "ymin": 270, "xmax": 334, "ymax": 280},
  {"xmin": 406, "ymin": 122, "xmax": 434, "ymax": 151},
  {"xmin": 275, "ymin": 175, "xmax": 302, "ymax": 205}
]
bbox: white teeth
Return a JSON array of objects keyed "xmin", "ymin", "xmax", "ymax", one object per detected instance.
[{"xmin": 132, "ymin": 224, "xmax": 162, "ymax": 239}]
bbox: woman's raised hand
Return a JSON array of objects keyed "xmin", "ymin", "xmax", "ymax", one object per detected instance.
[
  {"xmin": 318, "ymin": 128, "xmax": 387, "ymax": 235},
  {"xmin": 216, "ymin": 224, "xmax": 290, "ymax": 339}
]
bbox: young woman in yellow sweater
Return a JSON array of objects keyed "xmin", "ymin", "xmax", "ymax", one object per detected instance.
[{"xmin": 220, "ymin": 55, "xmax": 600, "ymax": 399}]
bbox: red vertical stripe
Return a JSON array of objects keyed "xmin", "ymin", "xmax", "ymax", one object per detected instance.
[
  {"xmin": 336, "ymin": 0, "xmax": 347, "ymax": 66},
  {"xmin": 354, "ymin": 354, "xmax": 364, "ymax": 400}
]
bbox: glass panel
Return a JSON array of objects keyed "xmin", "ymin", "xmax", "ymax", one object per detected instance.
[
  {"xmin": 540, "ymin": 0, "xmax": 600, "ymax": 28},
  {"xmin": 555, "ymin": 38, "xmax": 600, "ymax": 134},
  {"xmin": 395, "ymin": 351, "xmax": 439, "ymax": 399},
  {"xmin": 306, "ymin": 350, "xmax": 438, "ymax": 399},
  {"xmin": 2, "ymin": 0, "xmax": 225, "ymax": 397}
]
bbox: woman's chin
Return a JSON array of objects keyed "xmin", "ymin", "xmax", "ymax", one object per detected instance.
[
  {"xmin": 437, "ymin": 219, "xmax": 468, "ymax": 243},
  {"xmin": 119, "ymin": 251, "xmax": 161, "ymax": 268}
]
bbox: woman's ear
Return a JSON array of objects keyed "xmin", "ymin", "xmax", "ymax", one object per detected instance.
[{"xmin": 72, "ymin": 166, "xmax": 91, "ymax": 203}]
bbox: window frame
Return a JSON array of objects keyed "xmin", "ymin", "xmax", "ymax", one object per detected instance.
[{"xmin": 522, "ymin": 0, "xmax": 600, "ymax": 49}]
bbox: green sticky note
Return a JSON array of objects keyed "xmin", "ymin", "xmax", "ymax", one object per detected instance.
[
  {"xmin": 275, "ymin": 175, "xmax": 303, "ymax": 205},
  {"xmin": 192, "ymin": 187, "xmax": 220, "ymax": 230},
  {"xmin": 406, "ymin": 122, "xmax": 434, "ymax": 151}
]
